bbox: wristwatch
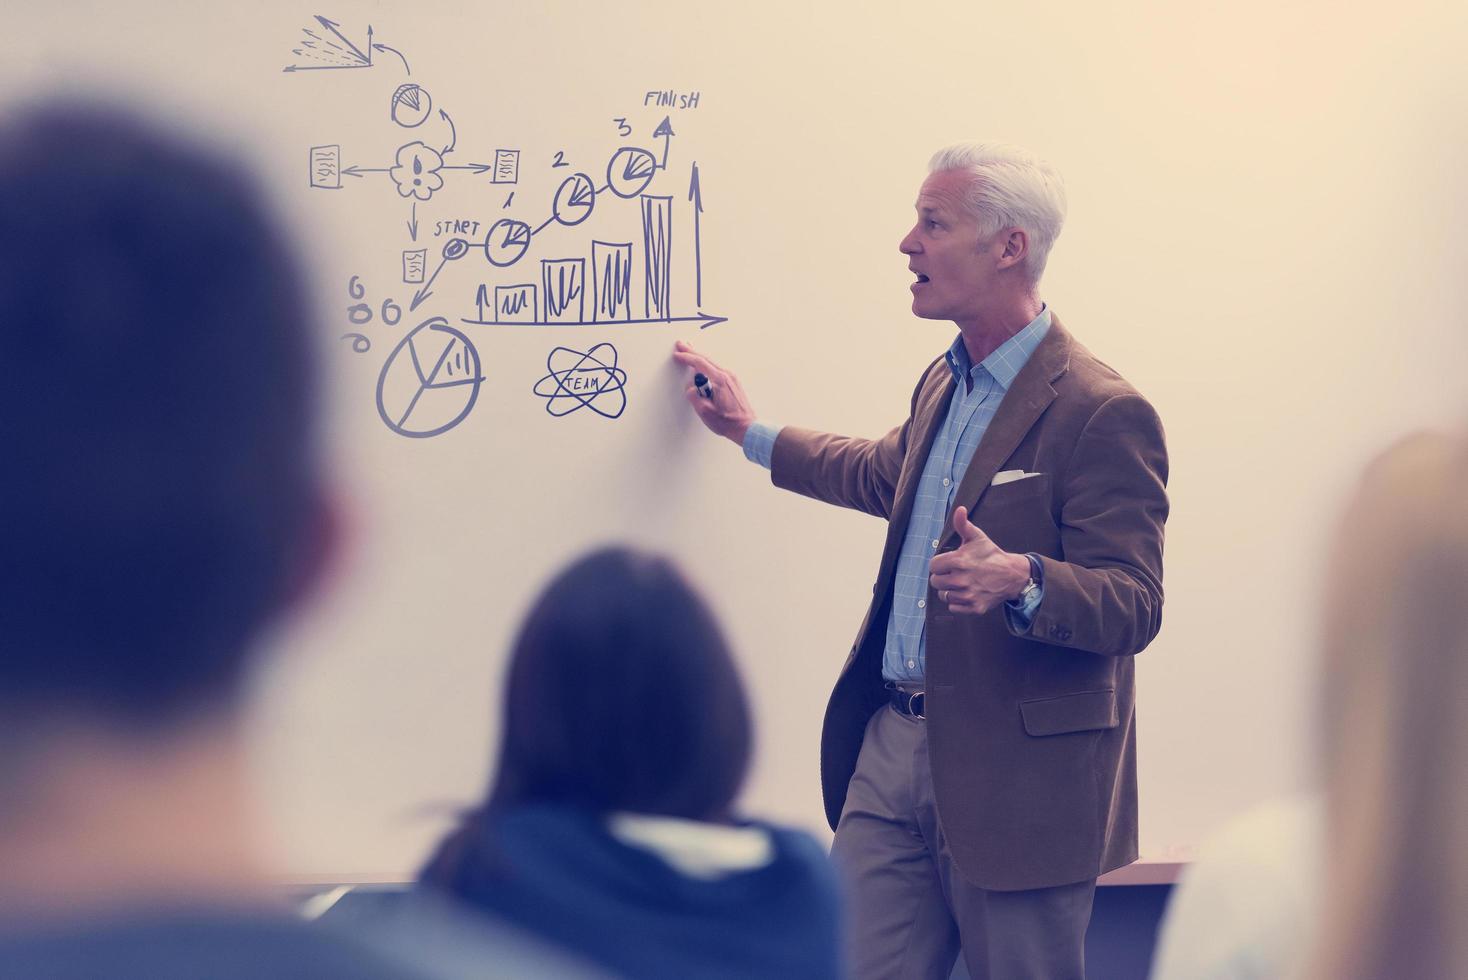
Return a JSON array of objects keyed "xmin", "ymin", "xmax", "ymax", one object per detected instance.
[{"xmin": 1016, "ymin": 553, "xmax": 1043, "ymax": 604}]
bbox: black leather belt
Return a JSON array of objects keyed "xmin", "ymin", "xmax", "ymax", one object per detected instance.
[{"xmin": 888, "ymin": 686, "xmax": 926, "ymax": 719}]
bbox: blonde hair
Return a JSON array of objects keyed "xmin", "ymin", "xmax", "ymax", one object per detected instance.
[{"xmin": 1305, "ymin": 431, "xmax": 1468, "ymax": 980}]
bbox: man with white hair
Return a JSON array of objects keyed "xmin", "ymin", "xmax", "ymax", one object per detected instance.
[{"xmin": 675, "ymin": 142, "xmax": 1168, "ymax": 979}]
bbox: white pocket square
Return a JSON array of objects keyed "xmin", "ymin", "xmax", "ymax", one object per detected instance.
[{"xmin": 992, "ymin": 469, "xmax": 1043, "ymax": 486}]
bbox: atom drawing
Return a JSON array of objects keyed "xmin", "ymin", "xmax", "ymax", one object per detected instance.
[{"xmin": 533, "ymin": 343, "xmax": 628, "ymax": 419}]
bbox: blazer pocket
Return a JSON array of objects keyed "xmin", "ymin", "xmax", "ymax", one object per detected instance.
[
  {"xmin": 1019, "ymin": 689, "xmax": 1118, "ymax": 737},
  {"xmin": 979, "ymin": 472, "xmax": 1051, "ymax": 508}
]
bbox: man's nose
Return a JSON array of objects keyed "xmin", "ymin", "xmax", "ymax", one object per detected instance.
[{"xmin": 899, "ymin": 228, "xmax": 920, "ymax": 254}]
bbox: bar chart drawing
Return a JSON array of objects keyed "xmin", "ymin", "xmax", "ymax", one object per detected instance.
[
  {"xmin": 542, "ymin": 259, "xmax": 586, "ymax": 324},
  {"xmin": 592, "ymin": 242, "xmax": 632, "ymax": 322},
  {"xmin": 493, "ymin": 284, "xmax": 536, "ymax": 323},
  {"xmin": 450, "ymin": 128, "xmax": 724, "ymax": 331},
  {"xmin": 640, "ymin": 196, "xmax": 672, "ymax": 321}
]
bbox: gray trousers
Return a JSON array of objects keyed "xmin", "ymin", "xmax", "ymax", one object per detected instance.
[{"xmin": 830, "ymin": 704, "xmax": 1096, "ymax": 980}]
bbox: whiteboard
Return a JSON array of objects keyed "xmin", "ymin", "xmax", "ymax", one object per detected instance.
[{"xmin": 5, "ymin": 1, "xmax": 1465, "ymax": 880}]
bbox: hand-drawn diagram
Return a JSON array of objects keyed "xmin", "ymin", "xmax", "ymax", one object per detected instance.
[
  {"xmin": 483, "ymin": 220, "xmax": 532, "ymax": 268},
  {"xmin": 284, "ymin": 16, "xmax": 374, "ymax": 72},
  {"xmin": 375, "ymin": 317, "xmax": 484, "ymax": 438},
  {"xmin": 403, "ymin": 249, "xmax": 427, "ymax": 283},
  {"xmin": 442, "ymin": 144, "xmax": 723, "ymax": 331},
  {"xmin": 345, "ymin": 275, "xmax": 403, "ymax": 330},
  {"xmin": 533, "ymin": 344, "xmax": 628, "ymax": 419},
  {"xmin": 389, "ymin": 142, "xmax": 445, "ymax": 201},
  {"xmin": 493, "ymin": 150, "xmax": 520, "ymax": 184},
  {"xmin": 288, "ymin": 14, "xmax": 721, "ymax": 437},
  {"xmin": 390, "ymin": 84, "xmax": 432, "ymax": 128},
  {"xmin": 311, "ymin": 103, "xmax": 502, "ymax": 237}
]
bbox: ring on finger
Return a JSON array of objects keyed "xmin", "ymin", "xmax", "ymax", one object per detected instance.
[{"xmin": 939, "ymin": 590, "xmax": 949, "ymax": 603}]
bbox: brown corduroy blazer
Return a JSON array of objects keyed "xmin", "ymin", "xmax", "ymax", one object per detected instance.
[{"xmin": 769, "ymin": 316, "xmax": 1168, "ymax": 891}]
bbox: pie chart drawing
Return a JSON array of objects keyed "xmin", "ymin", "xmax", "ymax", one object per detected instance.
[
  {"xmin": 390, "ymin": 84, "xmax": 433, "ymax": 128},
  {"xmin": 484, "ymin": 218, "xmax": 532, "ymax": 268},
  {"xmin": 606, "ymin": 146, "xmax": 657, "ymax": 199},
  {"xmin": 376, "ymin": 317, "xmax": 484, "ymax": 439},
  {"xmin": 552, "ymin": 171, "xmax": 596, "ymax": 226}
]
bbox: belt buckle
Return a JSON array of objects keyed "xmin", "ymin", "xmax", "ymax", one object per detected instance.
[{"xmin": 908, "ymin": 691, "xmax": 926, "ymax": 719}]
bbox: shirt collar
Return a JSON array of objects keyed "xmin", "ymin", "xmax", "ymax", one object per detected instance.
[{"xmin": 944, "ymin": 306, "xmax": 1052, "ymax": 390}]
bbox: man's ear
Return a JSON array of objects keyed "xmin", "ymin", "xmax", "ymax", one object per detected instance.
[{"xmin": 996, "ymin": 228, "xmax": 1030, "ymax": 270}]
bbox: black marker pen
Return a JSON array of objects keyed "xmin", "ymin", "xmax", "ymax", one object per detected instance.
[{"xmin": 693, "ymin": 372, "xmax": 713, "ymax": 399}]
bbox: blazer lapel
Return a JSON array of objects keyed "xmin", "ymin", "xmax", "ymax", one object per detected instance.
[
  {"xmin": 871, "ymin": 363, "xmax": 954, "ymax": 593},
  {"xmin": 941, "ymin": 319, "xmax": 1073, "ymax": 548}
]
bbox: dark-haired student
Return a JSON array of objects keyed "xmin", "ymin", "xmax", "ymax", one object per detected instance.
[
  {"xmin": 0, "ymin": 102, "xmax": 581, "ymax": 980},
  {"xmin": 420, "ymin": 547, "xmax": 846, "ymax": 980}
]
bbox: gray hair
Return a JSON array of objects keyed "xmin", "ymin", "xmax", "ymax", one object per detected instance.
[{"xmin": 928, "ymin": 141, "xmax": 1068, "ymax": 281}]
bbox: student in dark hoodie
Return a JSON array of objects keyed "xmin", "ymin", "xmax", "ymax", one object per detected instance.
[
  {"xmin": 420, "ymin": 547, "xmax": 845, "ymax": 980},
  {"xmin": 0, "ymin": 101, "xmax": 592, "ymax": 980},
  {"xmin": 0, "ymin": 102, "xmax": 425, "ymax": 980}
]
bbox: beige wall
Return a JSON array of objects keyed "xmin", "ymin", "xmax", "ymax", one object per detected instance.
[{"xmin": 4, "ymin": 0, "xmax": 1464, "ymax": 878}]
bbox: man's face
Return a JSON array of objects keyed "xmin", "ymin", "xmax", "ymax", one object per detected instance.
[{"xmin": 899, "ymin": 169, "xmax": 999, "ymax": 324}]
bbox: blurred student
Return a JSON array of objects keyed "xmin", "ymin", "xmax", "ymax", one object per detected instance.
[
  {"xmin": 420, "ymin": 547, "xmax": 845, "ymax": 980},
  {"xmin": 0, "ymin": 102, "xmax": 568, "ymax": 980},
  {"xmin": 1151, "ymin": 431, "xmax": 1468, "ymax": 980},
  {"xmin": 1303, "ymin": 431, "xmax": 1468, "ymax": 979}
]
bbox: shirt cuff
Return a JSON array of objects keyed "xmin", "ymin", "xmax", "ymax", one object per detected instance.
[{"xmin": 742, "ymin": 421, "xmax": 782, "ymax": 469}]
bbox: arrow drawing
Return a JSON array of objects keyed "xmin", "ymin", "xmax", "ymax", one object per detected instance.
[
  {"xmin": 283, "ymin": 16, "xmax": 374, "ymax": 71},
  {"xmin": 407, "ymin": 201, "xmax": 418, "ymax": 242},
  {"xmin": 439, "ymin": 109, "xmax": 456, "ymax": 155},
  {"xmin": 409, "ymin": 256, "xmax": 448, "ymax": 311},
  {"xmin": 282, "ymin": 63, "xmax": 369, "ymax": 73},
  {"xmin": 319, "ymin": 16, "xmax": 372, "ymax": 65},
  {"xmin": 653, "ymin": 116, "xmax": 675, "ymax": 170},
  {"xmin": 460, "ymin": 311, "xmax": 727, "ymax": 330},
  {"xmin": 689, "ymin": 161, "xmax": 704, "ymax": 308},
  {"xmin": 408, "ymin": 237, "xmax": 475, "ymax": 311},
  {"xmin": 337, "ymin": 156, "xmax": 489, "ymax": 191},
  {"xmin": 372, "ymin": 42, "xmax": 410, "ymax": 74}
]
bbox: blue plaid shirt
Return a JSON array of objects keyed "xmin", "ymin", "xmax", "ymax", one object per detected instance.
[{"xmin": 745, "ymin": 308, "xmax": 1050, "ymax": 684}]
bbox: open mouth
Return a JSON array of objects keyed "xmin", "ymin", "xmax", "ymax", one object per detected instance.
[{"xmin": 913, "ymin": 273, "xmax": 929, "ymax": 285}]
